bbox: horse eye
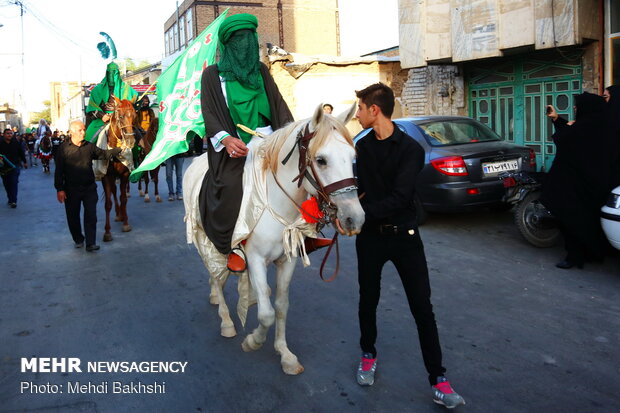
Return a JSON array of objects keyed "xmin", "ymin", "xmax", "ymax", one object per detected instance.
[{"xmin": 316, "ymin": 156, "xmax": 327, "ymax": 166}]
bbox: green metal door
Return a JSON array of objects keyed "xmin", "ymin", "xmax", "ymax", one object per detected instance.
[{"xmin": 468, "ymin": 52, "xmax": 582, "ymax": 171}]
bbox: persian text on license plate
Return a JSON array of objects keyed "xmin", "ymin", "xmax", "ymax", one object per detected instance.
[{"xmin": 482, "ymin": 159, "xmax": 519, "ymax": 175}]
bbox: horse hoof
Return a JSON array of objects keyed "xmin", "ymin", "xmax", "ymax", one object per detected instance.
[
  {"xmin": 242, "ymin": 335, "xmax": 262, "ymax": 352},
  {"xmin": 103, "ymin": 233, "xmax": 113, "ymax": 242},
  {"xmin": 282, "ymin": 359, "xmax": 304, "ymax": 375},
  {"xmin": 221, "ymin": 325, "xmax": 237, "ymax": 338},
  {"xmin": 209, "ymin": 295, "xmax": 219, "ymax": 305},
  {"xmin": 156, "ymin": 196, "xmax": 162, "ymax": 203},
  {"xmin": 144, "ymin": 196, "xmax": 151, "ymax": 203},
  {"xmin": 122, "ymin": 225, "xmax": 132, "ymax": 232}
]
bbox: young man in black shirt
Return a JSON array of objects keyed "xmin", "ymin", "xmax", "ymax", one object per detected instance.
[
  {"xmin": 54, "ymin": 121, "xmax": 120, "ymax": 251},
  {"xmin": 353, "ymin": 83, "xmax": 464, "ymax": 409}
]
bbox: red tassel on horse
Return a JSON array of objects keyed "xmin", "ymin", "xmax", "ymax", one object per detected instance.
[{"xmin": 300, "ymin": 196, "xmax": 323, "ymax": 223}]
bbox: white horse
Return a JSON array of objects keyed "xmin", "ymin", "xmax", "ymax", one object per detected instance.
[{"xmin": 183, "ymin": 104, "xmax": 365, "ymax": 375}]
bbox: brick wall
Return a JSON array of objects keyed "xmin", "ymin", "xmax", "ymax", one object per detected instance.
[
  {"xmin": 401, "ymin": 65, "xmax": 466, "ymax": 116},
  {"xmin": 166, "ymin": 0, "xmax": 338, "ymax": 56}
]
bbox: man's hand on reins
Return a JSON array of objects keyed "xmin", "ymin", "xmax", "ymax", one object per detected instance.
[{"xmin": 222, "ymin": 136, "xmax": 249, "ymax": 158}]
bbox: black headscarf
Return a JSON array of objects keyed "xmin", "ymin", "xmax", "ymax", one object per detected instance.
[
  {"xmin": 544, "ymin": 92, "xmax": 610, "ymax": 210},
  {"xmin": 574, "ymin": 92, "xmax": 607, "ymax": 121}
]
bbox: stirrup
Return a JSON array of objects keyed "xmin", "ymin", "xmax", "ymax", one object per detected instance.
[
  {"xmin": 304, "ymin": 237, "xmax": 333, "ymax": 254},
  {"xmin": 227, "ymin": 247, "xmax": 247, "ymax": 273}
]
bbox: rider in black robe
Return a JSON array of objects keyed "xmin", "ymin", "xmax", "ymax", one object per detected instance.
[{"xmin": 199, "ymin": 14, "xmax": 293, "ymax": 256}]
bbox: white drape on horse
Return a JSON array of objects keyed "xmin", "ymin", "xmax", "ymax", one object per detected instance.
[
  {"xmin": 93, "ymin": 124, "xmax": 135, "ymax": 181},
  {"xmin": 184, "ymin": 135, "xmax": 317, "ymax": 325}
]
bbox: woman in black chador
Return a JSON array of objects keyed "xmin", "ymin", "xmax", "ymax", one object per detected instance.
[
  {"xmin": 604, "ymin": 85, "xmax": 620, "ymax": 188},
  {"xmin": 542, "ymin": 92, "xmax": 610, "ymax": 269}
]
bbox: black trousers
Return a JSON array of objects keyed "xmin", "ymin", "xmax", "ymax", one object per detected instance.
[
  {"xmin": 356, "ymin": 228, "xmax": 446, "ymax": 386},
  {"xmin": 64, "ymin": 186, "xmax": 98, "ymax": 246},
  {"xmin": 1, "ymin": 168, "xmax": 19, "ymax": 203}
]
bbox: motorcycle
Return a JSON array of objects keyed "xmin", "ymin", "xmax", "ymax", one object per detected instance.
[{"xmin": 500, "ymin": 171, "xmax": 561, "ymax": 248}]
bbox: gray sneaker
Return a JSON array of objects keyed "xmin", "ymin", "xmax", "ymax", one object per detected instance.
[
  {"xmin": 432, "ymin": 376, "xmax": 465, "ymax": 409},
  {"xmin": 356, "ymin": 353, "xmax": 377, "ymax": 386}
]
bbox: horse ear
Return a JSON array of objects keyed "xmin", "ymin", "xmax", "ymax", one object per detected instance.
[
  {"xmin": 310, "ymin": 103, "xmax": 324, "ymax": 131},
  {"xmin": 335, "ymin": 103, "xmax": 356, "ymax": 125}
]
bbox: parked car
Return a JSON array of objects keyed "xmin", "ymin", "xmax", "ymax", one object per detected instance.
[
  {"xmin": 601, "ymin": 185, "xmax": 620, "ymax": 250},
  {"xmin": 353, "ymin": 116, "xmax": 536, "ymax": 222}
]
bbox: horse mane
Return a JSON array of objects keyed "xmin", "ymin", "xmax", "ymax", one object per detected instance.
[{"xmin": 262, "ymin": 115, "xmax": 353, "ymax": 173}]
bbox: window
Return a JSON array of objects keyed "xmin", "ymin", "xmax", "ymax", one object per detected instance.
[
  {"xmin": 186, "ymin": 8, "xmax": 193, "ymax": 42},
  {"xmin": 172, "ymin": 23, "xmax": 178, "ymax": 52},
  {"xmin": 179, "ymin": 15, "xmax": 186, "ymax": 47},
  {"xmin": 613, "ymin": 36, "xmax": 620, "ymax": 85},
  {"xmin": 418, "ymin": 119, "xmax": 501, "ymax": 147},
  {"xmin": 165, "ymin": 29, "xmax": 171, "ymax": 55},
  {"xmin": 612, "ymin": 0, "xmax": 620, "ymax": 33}
]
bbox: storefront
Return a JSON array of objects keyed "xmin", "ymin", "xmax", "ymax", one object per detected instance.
[{"xmin": 467, "ymin": 50, "xmax": 583, "ymax": 171}]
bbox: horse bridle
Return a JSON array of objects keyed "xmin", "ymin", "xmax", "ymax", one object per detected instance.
[
  {"xmin": 281, "ymin": 122, "xmax": 357, "ymax": 221},
  {"xmin": 278, "ymin": 121, "xmax": 358, "ymax": 282},
  {"xmin": 110, "ymin": 106, "xmax": 135, "ymax": 145}
]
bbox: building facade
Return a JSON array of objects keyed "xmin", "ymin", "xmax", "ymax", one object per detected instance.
[
  {"xmin": 163, "ymin": 0, "xmax": 340, "ymax": 63},
  {"xmin": 398, "ymin": 0, "xmax": 613, "ymax": 171},
  {"xmin": 49, "ymin": 82, "xmax": 83, "ymax": 132},
  {"xmin": 270, "ymin": 53, "xmax": 407, "ymax": 135}
]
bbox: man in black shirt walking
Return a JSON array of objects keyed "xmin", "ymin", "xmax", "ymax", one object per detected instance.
[
  {"xmin": 353, "ymin": 83, "xmax": 464, "ymax": 409},
  {"xmin": 0, "ymin": 128, "xmax": 28, "ymax": 208},
  {"xmin": 54, "ymin": 121, "xmax": 120, "ymax": 251}
]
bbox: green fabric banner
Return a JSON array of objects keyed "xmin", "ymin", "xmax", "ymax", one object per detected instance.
[{"xmin": 129, "ymin": 10, "xmax": 229, "ymax": 182}]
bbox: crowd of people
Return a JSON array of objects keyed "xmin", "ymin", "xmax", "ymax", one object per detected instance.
[{"xmin": 0, "ymin": 121, "xmax": 73, "ymax": 208}]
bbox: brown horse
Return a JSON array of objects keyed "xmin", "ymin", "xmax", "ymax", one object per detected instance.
[
  {"xmin": 137, "ymin": 118, "xmax": 162, "ymax": 202},
  {"xmin": 99, "ymin": 97, "xmax": 137, "ymax": 242}
]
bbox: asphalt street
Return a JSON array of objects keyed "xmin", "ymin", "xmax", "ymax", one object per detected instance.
[{"xmin": 1, "ymin": 158, "xmax": 619, "ymax": 413}]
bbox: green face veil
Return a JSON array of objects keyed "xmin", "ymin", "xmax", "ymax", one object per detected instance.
[
  {"xmin": 216, "ymin": 14, "xmax": 271, "ymax": 143},
  {"xmin": 87, "ymin": 62, "xmax": 137, "ymax": 114},
  {"xmin": 217, "ymin": 14, "xmax": 261, "ymax": 89},
  {"xmin": 106, "ymin": 62, "xmax": 119, "ymax": 85}
]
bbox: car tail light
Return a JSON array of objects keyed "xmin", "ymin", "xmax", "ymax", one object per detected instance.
[
  {"xmin": 431, "ymin": 156, "xmax": 468, "ymax": 176},
  {"xmin": 528, "ymin": 149, "xmax": 537, "ymax": 169},
  {"xmin": 503, "ymin": 177, "xmax": 516, "ymax": 188},
  {"xmin": 466, "ymin": 188, "xmax": 480, "ymax": 195}
]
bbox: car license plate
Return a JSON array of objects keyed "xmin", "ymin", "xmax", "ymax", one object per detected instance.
[{"xmin": 482, "ymin": 159, "xmax": 519, "ymax": 175}]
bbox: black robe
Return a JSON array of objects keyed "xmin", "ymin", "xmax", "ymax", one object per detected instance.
[
  {"xmin": 606, "ymin": 85, "xmax": 620, "ymax": 188},
  {"xmin": 541, "ymin": 92, "xmax": 610, "ymax": 262},
  {"xmin": 199, "ymin": 62, "xmax": 293, "ymax": 254}
]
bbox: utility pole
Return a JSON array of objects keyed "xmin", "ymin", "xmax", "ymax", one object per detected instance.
[{"xmin": 10, "ymin": 1, "xmax": 26, "ymax": 126}]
